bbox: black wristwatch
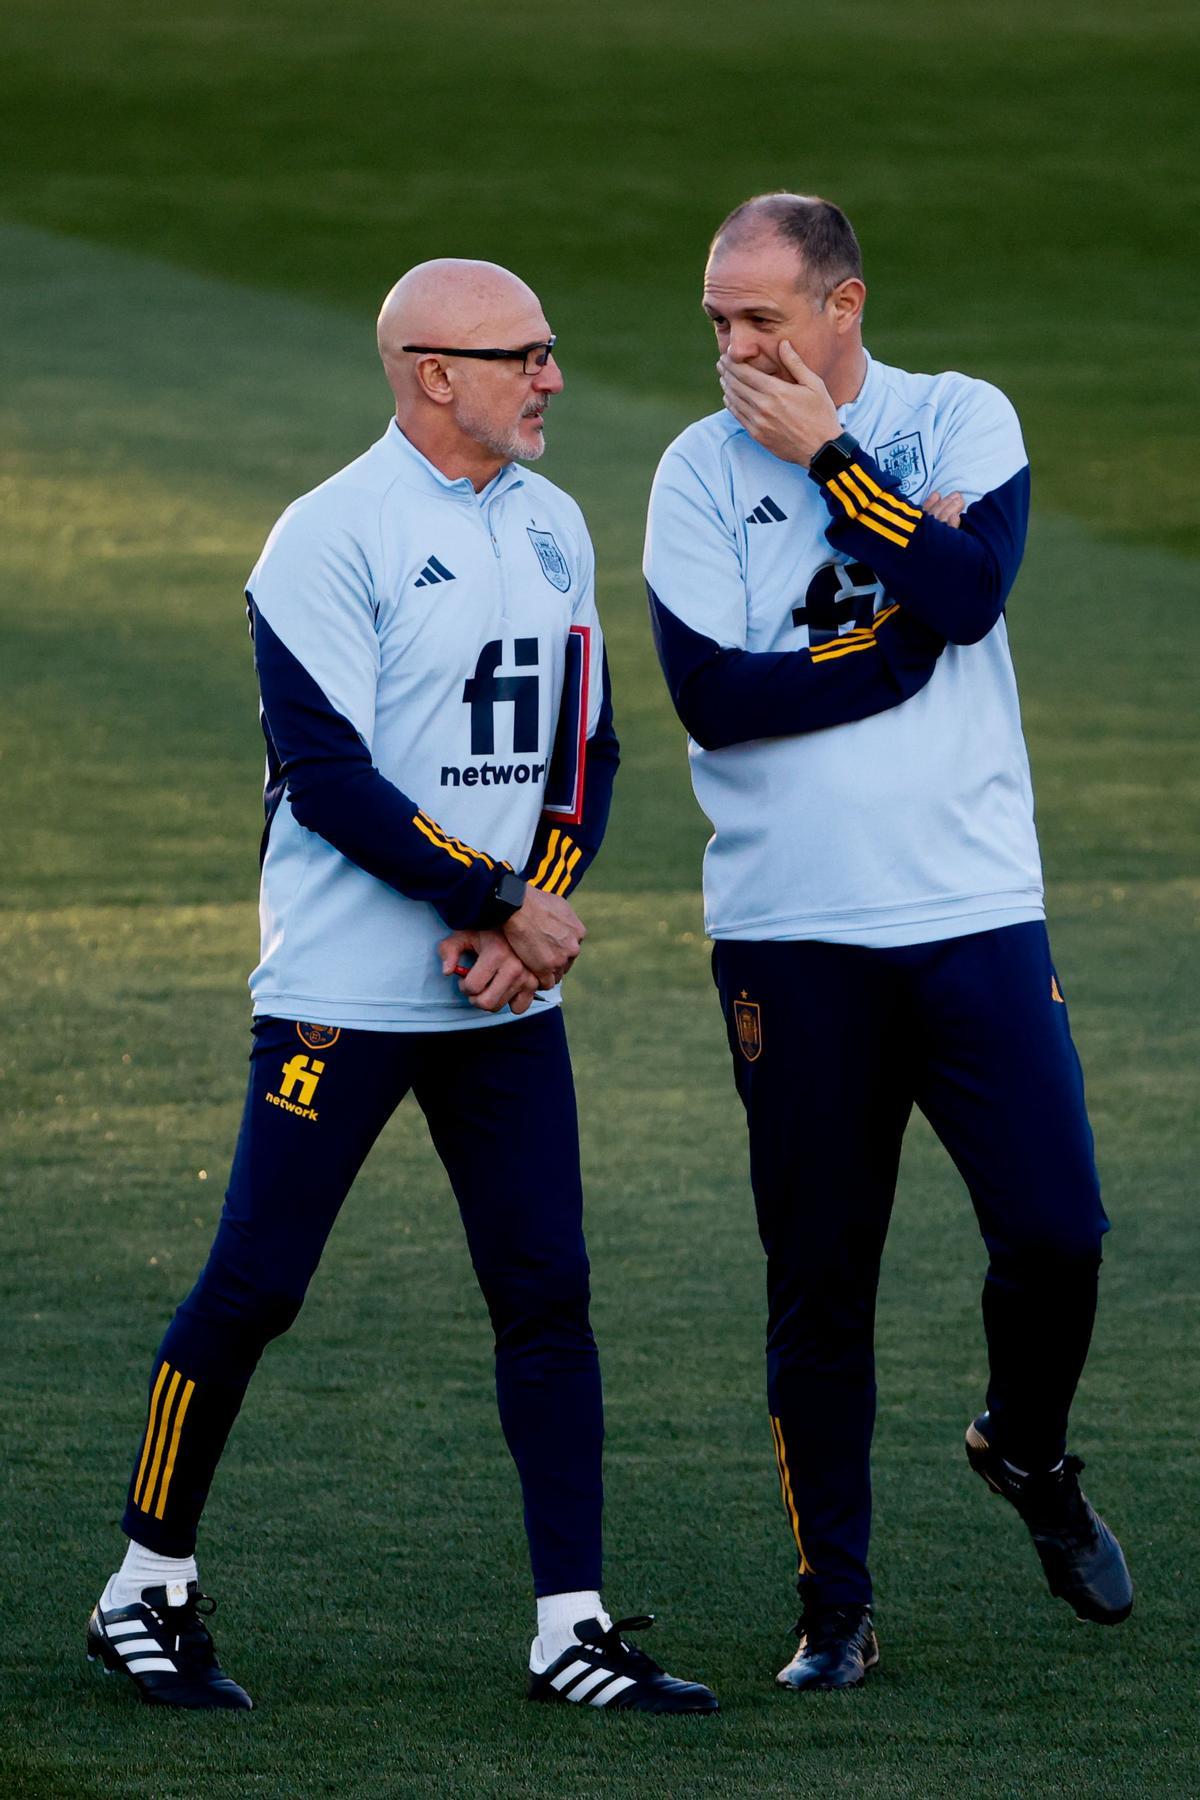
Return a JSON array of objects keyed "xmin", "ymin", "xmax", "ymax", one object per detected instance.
[
  {"xmin": 809, "ymin": 431, "xmax": 860, "ymax": 484},
  {"xmin": 478, "ymin": 868, "xmax": 528, "ymax": 927}
]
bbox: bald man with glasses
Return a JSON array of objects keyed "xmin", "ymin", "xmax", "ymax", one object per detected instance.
[{"xmin": 86, "ymin": 259, "xmax": 717, "ymax": 1720}]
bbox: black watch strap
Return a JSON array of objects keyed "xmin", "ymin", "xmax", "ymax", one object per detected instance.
[
  {"xmin": 809, "ymin": 431, "xmax": 860, "ymax": 484},
  {"xmin": 477, "ymin": 868, "xmax": 527, "ymax": 928}
]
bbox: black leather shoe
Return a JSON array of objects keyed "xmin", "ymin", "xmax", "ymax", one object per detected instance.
[
  {"xmin": 87, "ymin": 1580, "xmax": 253, "ymax": 1709},
  {"xmin": 965, "ymin": 1413, "xmax": 1133, "ymax": 1625},
  {"xmin": 776, "ymin": 1603, "xmax": 878, "ymax": 1691},
  {"xmin": 528, "ymin": 1615, "xmax": 718, "ymax": 1713}
]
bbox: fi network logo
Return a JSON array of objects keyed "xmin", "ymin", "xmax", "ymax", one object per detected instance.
[
  {"xmin": 443, "ymin": 638, "xmax": 547, "ymax": 792},
  {"xmin": 461, "ymin": 638, "xmax": 540, "ymax": 754},
  {"xmin": 265, "ymin": 1054, "xmax": 325, "ymax": 1122}
]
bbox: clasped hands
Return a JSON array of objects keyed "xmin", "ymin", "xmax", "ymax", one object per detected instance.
[
  {"xmin": 437, "ymin": 885, "xmax": 586, "ymax": 1016},
  {"xmin": 719, "ymin": 343, "xmax": 963, "ymax": 524}
]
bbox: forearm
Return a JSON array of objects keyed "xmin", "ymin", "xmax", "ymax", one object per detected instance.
[
  {"xmin": 648, "ymin": 583, "xmax": 943, "ymax": 751},
  {"xmin": 812, "ymin": 446, "xmax": 1029, "ymax": 645}
]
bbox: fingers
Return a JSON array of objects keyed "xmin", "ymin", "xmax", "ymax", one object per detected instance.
[
  {"xmin": 718, "ymin": 353, "xmax": 775, "ymax": 395},
  {"xmin": 438, "ymin": 929, "xmax": 478, "ymax": 975},
  {"xmin": 458, "ymin": 936, "xmax": 539, "ymax": 1013},
  {"xmin": 777, "ymin": 340, "xmax": 820, "ymax": 385},
  {"xmin": 922, "ymin": 490, "xmax": 965, "ymax": 527},
  {"xmin": 469, "ymin": 963, "xmax": 538, "ymax": 1013},
  {"xmin": 502, "ymin": 887, "xmax": 585, "ymax": 983}
]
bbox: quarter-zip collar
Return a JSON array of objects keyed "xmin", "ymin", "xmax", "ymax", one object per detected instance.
[
  {"xmin": 838, "ymin": 349, "xmax": 878, "ymax": 429},
  {"xmin": 383, "ymin": 418, "xmax": 524, "ymax": 506}
]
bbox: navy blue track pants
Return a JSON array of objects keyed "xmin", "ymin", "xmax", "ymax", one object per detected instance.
[
  {"xmin": 713, "ymin": 921, "xmax": 1108, "ymax": 1609},
  {"xmin": 122, "ymin": 1008, "xmax": 604, "ymax": 1597}
]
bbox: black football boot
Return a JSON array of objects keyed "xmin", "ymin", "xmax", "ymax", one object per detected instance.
[
  {"xmin": 528, "ymin": 1615, "xmax": 718, "ymax": 1713},
  {"xmin": 965, "ymin": 1413, "xmax": 1133, "ymax": 1624},
  {"xmin": 776, "ymin": 1602, "xmax": 879, "ymax": 1691},
  {"xmin": 87, "ymin": 1579, "xmax": 253, "ymax": 1709}
]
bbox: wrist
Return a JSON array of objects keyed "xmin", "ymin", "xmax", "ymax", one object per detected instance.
[
  {"xmin": 476, "ymin": 868, "xmax": 527, "ymax": 929},
  {"xmin": 808, "ymin": 431, "xmax": 861, "ymax": 485}
]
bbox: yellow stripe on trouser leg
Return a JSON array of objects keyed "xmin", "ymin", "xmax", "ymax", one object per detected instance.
[
  {"xmin": 139, "ymin": 1368, "xmax": 181, "ymax": 1514},
  {"xmin": 132, "ymin": 1362, "xmax": 171, "ymax": 1508},
  {"xmin": 154, "ymin": 1378, "xmax": 196, "ymax": 1519},
  {"xmin": 770, "ymin": 1414, "xmax": 814, "ymax": 1576}
]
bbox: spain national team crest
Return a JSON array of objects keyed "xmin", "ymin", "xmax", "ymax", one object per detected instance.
[
  {"xmin": 873, "ymin": 431, "xmax": 927, "ymax": 497},
  {"xmin": 527, "ymin": 528, "xmax": 571, "ymax": 593},
  {"xmin": 734, "ymin": 997, "xmax": 763, "ymax": 1062},
  {"xmin": 296, "ymin": 1021, "xmax": 341, "ymax": 1050}
]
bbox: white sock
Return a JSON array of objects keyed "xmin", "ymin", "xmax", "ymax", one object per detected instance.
[
  {"xmin": 530, "ymin": 1590, "xmax": 612, "ymax": 1672},
  {"xmin": 105, "ymin": 1539, "xmax": 199, "ymax": 1610}
]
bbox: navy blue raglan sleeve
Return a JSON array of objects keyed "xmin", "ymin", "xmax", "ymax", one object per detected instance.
[
  {"xmin": 812, "ymin": 381, "xmax": 1029, "ymax": 646},
  {"xmin": 247, "ymin": 500, "xmax": 506, "ymax": 930},
  {"xmin": 643, "ymin": 436, "xmax": 945, "ymax": 753}
]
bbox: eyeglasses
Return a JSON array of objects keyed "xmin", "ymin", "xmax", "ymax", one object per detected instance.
[{"xmin": 401, "ymin": 337, "xmax": 557, "ymax": 376}]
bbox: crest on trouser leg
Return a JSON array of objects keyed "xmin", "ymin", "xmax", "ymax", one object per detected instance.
[{"xmin": 735, "ymin": 999, "xmax": 762, "ymax": 1062}]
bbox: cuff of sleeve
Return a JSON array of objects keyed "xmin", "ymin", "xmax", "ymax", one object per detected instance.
[
  {"xmin": 525, "ymin": 827, "xmax": 583, "ymax": 898},
  {"xmin": 815, "ymin": 446, "xmax": 926, "ymax": 552}
]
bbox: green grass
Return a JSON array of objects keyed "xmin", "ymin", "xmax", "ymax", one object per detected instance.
[{"xmin": 1, "ymin": 3, "xmax": 1198, "ymax": 1794}]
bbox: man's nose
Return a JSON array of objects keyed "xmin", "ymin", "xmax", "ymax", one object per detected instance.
[
  {"xmin": 534, "ymin": 356, "xmax": 564, "ymax": 393},
  {"xmin": 728, "ymin": 330, "xmax": 760, "ymax": 363}
]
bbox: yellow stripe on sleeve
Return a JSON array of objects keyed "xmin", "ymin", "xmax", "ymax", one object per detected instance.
[
  {"xmin": 850, "ymin": 463, "xmax": 923, "ymax": 518},
  {"xmin": 872, "ymin": 603, "xmax": 901, "ymax": 629},
  {"xmin": 444, "ymin": 833, "xmax": 493, "ymax": 870},
  {"xmin": 531, "ymin": 830, "xmax": 561, "ymax": 888},
  {"xmin": 541, "ymin": 835, "xmax": 575, "ymax": 895},
  {"xmin": 857, "ymin": 513, "xmax": 911, "ymax": 550},
  {"xmin": 552, "ymin": 847, "xmax": 582, "ymax": 896},
  {"xmin": 838, "ymin": 469, "xmax": 870, "ymax": 510},
  {"xmin": 867, "ymin": 500, "xmax": 918, "ymax": 536},
  {"xmin": 810, "ymin": 635, "xmax": 879, "ymax": 663},
  {"xmin": 132, "ymin": 1362, "xmax": 171, "ymax": 1508},
  {"xmin": 139, "ymin": 1368, "xmax": 182, "ymax": 1515},
  {"xmin": 413, "ymin": 814, "xmax": 472, "ymax": 866},
  {"xmin": 154, "ymin": 1378, "xmax": 195, "ymax": 1520},
  {"xmin": 825, "ymin": 476, "xmax": 857, "ymax": 518}
]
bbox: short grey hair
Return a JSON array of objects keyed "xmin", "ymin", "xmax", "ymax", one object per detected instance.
[{"xmin": 710, "ymin": 193, "xmax": 863, "ymax": 298}]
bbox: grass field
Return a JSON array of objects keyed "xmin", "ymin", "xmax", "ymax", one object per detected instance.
[{"xmin": 1, "ymin": 2, "xmax": 1198, "ymax": 1795}]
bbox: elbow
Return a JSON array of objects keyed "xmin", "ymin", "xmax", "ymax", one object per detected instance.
[
  {"xmin": 674, "ymin": 705, "xmax": 727, "ymax": 752},
  {"xmin": 671, "ymin": 676, "xmax": 735, "ymax": 750},
  {"xmin": 944, "ymin": 611, "xmax": 1003, "ymax": 647}
]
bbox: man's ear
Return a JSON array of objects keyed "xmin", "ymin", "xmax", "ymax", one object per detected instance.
[
  {"xmin": 828, "ymin": 278, "xmax": 866, "ymax": 333},
  {"xmin": 415, "ymin": 356, "xmax": 455, "ymax": 406}
]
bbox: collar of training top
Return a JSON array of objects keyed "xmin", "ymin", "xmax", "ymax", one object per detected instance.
[
  {"xmin": 837, "ymin": 348, "xmax": 877, "ymax": 429},
  {"xmin": 383, "ymin": 418, "xmax": 526, "ymax": 504}
]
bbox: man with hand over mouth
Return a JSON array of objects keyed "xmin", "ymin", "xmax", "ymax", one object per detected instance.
[{"xmin": 645, "ymin": 193, "xmax": 1132, "ymax": 1693}]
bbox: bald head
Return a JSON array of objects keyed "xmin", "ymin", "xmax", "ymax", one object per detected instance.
[
  {"xmin": 374, "ymin": 257, "xmax": 562, "ymax": 487},
  {"xmin": 377, "ymin": 259, "xmax": 545, "ymax": 396}
]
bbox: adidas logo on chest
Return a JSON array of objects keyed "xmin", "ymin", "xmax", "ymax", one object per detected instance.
[
  {"xmin": 414, "ymin": 555, "xmax": 456, "ymax": 588},
  {"xmin": 745, "ymin": 495, "xmax": 787, "ymax": 525}
]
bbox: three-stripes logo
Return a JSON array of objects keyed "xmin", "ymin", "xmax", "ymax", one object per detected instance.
[
  {"xmin": 92, "ymin": 1599, "xmax": 186, "ymax": 1678},
  {"xmin": 414, "ymin": 554, "xmax": 456, "ymax": 588},
  {"xmin": 745, "ymin": 495, "xmax": 787, "ymax": 525},
  {"xmin": 131, "ymin": 1361, "xmax": 195, "ymax": 1523},
  {"xmin": 544, "ymin": 1658, "xmax": 638, "ymax": 1708},
  {"xmin": 824, "ymin": 460, "xmax": 923, "ymax": 549}
]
